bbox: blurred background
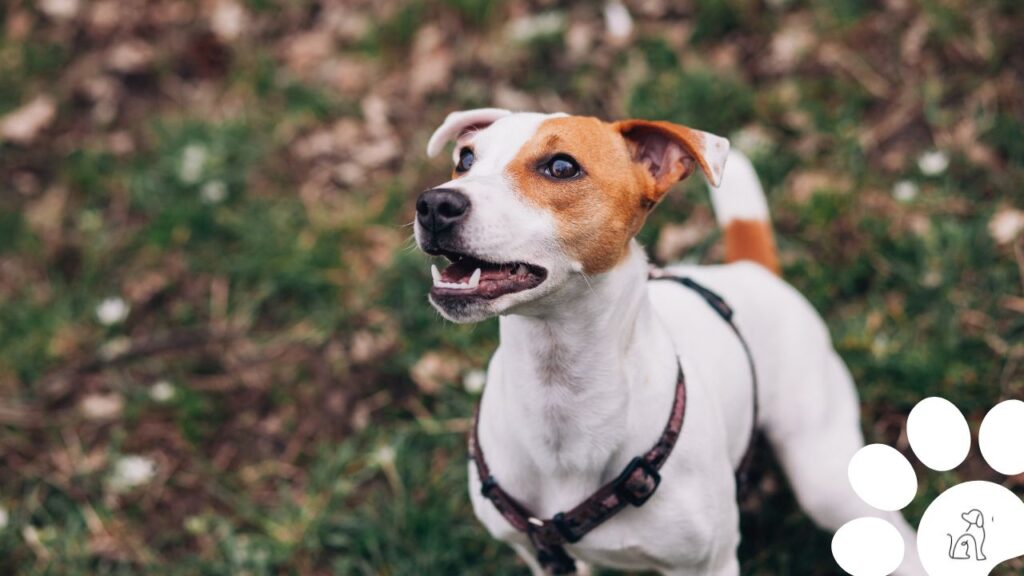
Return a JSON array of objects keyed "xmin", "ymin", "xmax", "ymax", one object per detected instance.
[{"xmin": 1, "ymin": 0, "xmax": 1022, "ymax": 574}]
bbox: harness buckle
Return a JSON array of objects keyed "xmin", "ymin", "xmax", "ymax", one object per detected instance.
[
  {"xmin": 551, "ymin": 512, "xmax": 582, "ymax": 543},
  {"xmin": 480, "ymin": 475, "xmax": 498, "ymax": 497},
  {"xmin": 614, "ymin": 456, "xmax": 661, "ymax": 507}
]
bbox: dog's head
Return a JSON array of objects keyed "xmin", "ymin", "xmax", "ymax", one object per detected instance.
[
  {"xmin": 962, "ymin": 509, "xmax": 984, "ymax": 528},
  {"xmin": 415, "ymin": 108, "xmax": 729, "ymax": 322}
]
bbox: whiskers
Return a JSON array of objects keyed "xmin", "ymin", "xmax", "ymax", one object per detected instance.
[
  {"xmin": 579, "ymin": 270, "xmax": 597, "ymax": 297},
  {"xmin": 399, "ymin": 224, "xmax": 419, "ymax": 253}
]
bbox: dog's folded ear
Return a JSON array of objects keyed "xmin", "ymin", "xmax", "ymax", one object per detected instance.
[
  {"xmin": 427, "ymin": 108, "xmax": 513, "ymax": 158},
  {"xmin": 963, "ymin": 509, "xmax": 983, "ymax": 527},
  {"xmin": 613, "ymin": 120, "xmax": 730, "ymax": 196}
]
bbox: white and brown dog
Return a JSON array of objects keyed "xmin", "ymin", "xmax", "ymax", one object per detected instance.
[{"xmin": 414, "ymin": 108, "xmax": 925, "ymax": 575}]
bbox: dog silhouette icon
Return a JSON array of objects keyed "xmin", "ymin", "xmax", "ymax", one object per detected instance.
[{"xmin": 948, "ymin": 509, "xmax": 987, "ymax": 561}]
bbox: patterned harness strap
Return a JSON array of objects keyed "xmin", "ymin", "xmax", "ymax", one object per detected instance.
[
  {"xmin": 468, "ymin": 272, "xmax": 760, "ymax": 575},
  {"xmin": 649, "ymin": 271, "xmax": 761, "ymax": 495}
]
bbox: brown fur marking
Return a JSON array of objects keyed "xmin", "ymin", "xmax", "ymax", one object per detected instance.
[
  {"xmin": 506, "ymin": 116, "xmax": 656, "ymax": 274},
  {"xmin": 723, "ymin": 219, "xmax": 780, "ymax": 274}
]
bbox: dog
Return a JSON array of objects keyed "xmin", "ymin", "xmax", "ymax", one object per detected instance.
[
  {"xmin": 948, "ymin": 509, "xmax": 987, "ymax": 560},
  {"xmin": 414, "ymin": 108, "xmax": 926, "ymax": 575}
]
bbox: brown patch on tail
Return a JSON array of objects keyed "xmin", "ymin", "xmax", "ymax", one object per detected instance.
[{"xmin": 723, "ymin": 219, "xmax": 780, "ymax": 275}]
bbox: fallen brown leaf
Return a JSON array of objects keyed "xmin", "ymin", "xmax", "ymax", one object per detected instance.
[
  {"xmin": 410, "ymin": 351, "xmax": 464, "ymax": 395},
  {"xmin": 409, "ymin": 25, "xmax": 454, "ymax": 98},
  {"xmin": 24, "ymin": 186, "xmax": 68, "ymax": 246},
  {"xmin": 655, "ymin": 208, "xmax": 715, "ymax": 263},
  {"xmin": 787, "ymin": 170, "xmax": 851, "ymax": 204},
  {"xmin": 0, "ymin": 96, "xmax": 57, "ymax": 145},
  {"xmin": 107, "ymin": 40, "xmax": 155, "ymax": 74}
]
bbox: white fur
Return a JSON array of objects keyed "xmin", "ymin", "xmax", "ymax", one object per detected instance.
[
  {"xmin": 710, "ymin": 151, "xmax": 770, "ymax": 225},
  {"xmin": 418, "ymin": 111, "xmax": 925, "ymax": 575},
  {"xmin": 698, "ymin": 131, "xmax": 731, "ymax": 188},
  {"xmin": 427, "ymin": 108, "xmax": 512, "ymax": 158}
]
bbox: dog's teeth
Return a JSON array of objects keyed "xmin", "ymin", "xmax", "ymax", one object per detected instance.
[
  {"xmin": 434, "ymin": 275, "xmax": 475, "ymax": 290},
  {"xmin": 431, "ymin": 264, "xmax": 441, "ymax": 285},
  {"xmin": 515, "ymin": 264, "xmax": 527, "ymax": 276},
  {"xmin": 468, "ymin": 268, "xmax": 481, "ymax": 289}
]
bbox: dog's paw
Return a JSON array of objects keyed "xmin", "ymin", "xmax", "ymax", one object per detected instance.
[{"xmin": 832, "ymin": 398, "xmax": 1024, "ymax": 576}]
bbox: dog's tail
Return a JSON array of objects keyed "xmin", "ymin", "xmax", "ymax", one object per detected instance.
[{"xmin": 709, "ymin": 151, "xmax": 780, "ymax": 275}]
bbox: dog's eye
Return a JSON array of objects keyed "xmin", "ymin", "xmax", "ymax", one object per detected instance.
[
  {"xmin": 456, "ymin": 148, "xmax": 475, "ymax": 173},
  {"xmin": 543, "ymin": 154, "xmax": 582, "ymax": 180}
]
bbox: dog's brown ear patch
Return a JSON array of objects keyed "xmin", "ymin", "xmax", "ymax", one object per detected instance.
[{"xmin": 614, "ymin": 120, "xmax": 730, "ymax": 201}]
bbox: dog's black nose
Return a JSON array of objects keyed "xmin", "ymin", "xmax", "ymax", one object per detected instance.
[{"xmin": 416, "ymin": 188, "xmax": 470, "ymax": 233}]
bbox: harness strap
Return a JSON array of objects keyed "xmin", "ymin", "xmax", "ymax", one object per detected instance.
[
  {"xmin": 649, "ymin": 272, "xmax": 760, "ymax": 496},
  {"xmin": 468, "ymin": 272, "xmax": 759, "ymax": 575}
]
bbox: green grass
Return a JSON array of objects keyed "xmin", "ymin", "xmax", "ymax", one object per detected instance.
[
  {"xmin": 1, "ymin": 0, "xmax": 1022, "ymax": 574},
  {"xmin": 629, "ymin": 68, "xmax": 755, "ymax": 136}
]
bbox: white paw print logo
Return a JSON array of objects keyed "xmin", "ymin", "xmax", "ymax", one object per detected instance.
[{"xmin": 833, "ymin": 398, "xmax": 1024, "ymax": 576}]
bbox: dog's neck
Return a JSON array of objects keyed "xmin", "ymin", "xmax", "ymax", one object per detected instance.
[{"xmin": 493, "ymin": 242, "xmax": 678, "ymax": 475}]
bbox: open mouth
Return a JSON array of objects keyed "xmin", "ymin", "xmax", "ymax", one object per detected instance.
[{"xmin": 430, "ymin": 251, "xmax": 547, "ymax": 300}]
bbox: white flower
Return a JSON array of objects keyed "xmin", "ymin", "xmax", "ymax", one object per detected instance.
[
  {"xmin": 0, "ymin": 505, "xmax": 8, "ymax": 529},
  {"xmin": 38, "ymin": 0, "xmax": 80, "ymax": 20},
  {"xmin": 373, "ymin": 445, "xmax": 396, "ymax": 465},
  {"xmin": 179, "ymin": 144, "xmax": 208, "ymax": 184},
  {"xmin": 892, "ymin": 180, "xmax": 918, "ymax": 203},
  {"xmin": 200, "ymin": 180, "xmax": 227, "ymax": 204},
  {"xmin": 989, "ymin": 208, "xmax": 1024, "ymax": 246},
  {"xmin": 210, "ymin": 0, "xmax": 248, "ymax": 42},
  {"xmin": 108, "ymin": 455, "xmax": 156, "ymax": 492},
  {"xmin": 918, "ymin": 150, "xmax": 949, "ymax": 176},
  {"xmin": 21, "ymin": 526, "xmax": 40, "ymax": 548},
  {"xmin": 462, "ymin": 369, "xmax": 486, "ymax": 394},
  {"xmin": 80, "ymin": 393, "xmax": 124, "ymax": 420},
  {"xmin": 604, "ymin": 1, "xmax": 633, "ymax": 41},
  {"xmin": 149, "ymin": 380, "xmax": 176, "ymax": 403},
  {"xmin": 96, "ymin": 297, "xmax": 129, "ymax": 325}
]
